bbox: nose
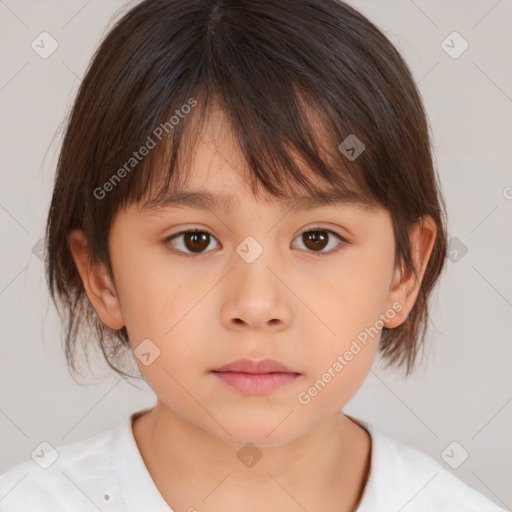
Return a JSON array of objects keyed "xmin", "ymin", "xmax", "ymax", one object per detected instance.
[{"xmin": 220, "ymin": 255, "xmax": 292, "ymax": 333}]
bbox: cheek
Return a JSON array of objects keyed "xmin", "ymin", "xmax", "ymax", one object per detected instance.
[
  {"xmin": 297, "ymin": 302, "xmax": 381, "ymax": 415},
  {"xmin": 113, "ymin": 247, "xmax": 196, "ymax": 338},
  {"xmin": 296, "ymin": 352, "xmax": 377, "ymax": 416},
  {"xmin": 307, "ymin": 248, "xmax": 393, "ymax": 341},
  {"xmin": 298, "ymin": 244, "xmax": 393, "ymax": 391},
  {"xmin": 114, "ymin": 253, "xmax": 212, "ymax": 374}
]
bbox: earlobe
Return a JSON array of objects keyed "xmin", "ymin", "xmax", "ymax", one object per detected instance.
[
  {"xmin": 67, "ymin": 229, "xmax": 125, "ymax": 330},
  {"xmin": 384, "ymin": 216, "xmax": 437, "ymax": 328}
]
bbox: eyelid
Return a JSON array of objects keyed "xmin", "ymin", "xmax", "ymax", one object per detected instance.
[
  {"xmin": 292, "ymin": 224, "xmax": 346, "ymax": 256},
  {"xmin": 164, "ymin": 224, "xmax": 347, "ymax": 256},
  {"xmin": 295, "ymin": 224, "xmax": 347, "ymax": 242}
]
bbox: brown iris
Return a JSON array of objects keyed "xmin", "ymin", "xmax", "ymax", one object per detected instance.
[
  {"xmin": 302, "ymin": 230, "xmax": 329, "ymax": 251},
  {"xmin": 183, "ymin": 231, "xmax": 210, "ymax": 253}
]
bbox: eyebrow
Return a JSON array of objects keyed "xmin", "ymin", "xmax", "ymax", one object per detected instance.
[{"xmin": 140, "ymin": 188, "xmax": 377, "ymax": 215}]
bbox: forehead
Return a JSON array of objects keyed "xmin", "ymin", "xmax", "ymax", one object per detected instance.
[
  {"xmin": 138, "ymin": 102, "xmax": 379, "ymax": 217},
  {"xmin": 139, "ymin": 187, "xmax": 380, "ymax": 216}
]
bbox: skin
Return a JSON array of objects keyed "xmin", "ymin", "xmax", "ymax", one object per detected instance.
[{"xmin": 67, "ymin": 107, "xmax": 437, "ymax": 512}]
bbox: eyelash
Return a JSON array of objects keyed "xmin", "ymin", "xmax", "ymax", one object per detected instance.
[{"xmin": 164, "ymin": 225, "xmax": 346, "ymax": 257}]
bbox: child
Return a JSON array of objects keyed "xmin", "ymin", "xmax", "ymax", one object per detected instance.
[{"xmin": 0, "ymin": 0, "xmax": 506, "ymax": 510}]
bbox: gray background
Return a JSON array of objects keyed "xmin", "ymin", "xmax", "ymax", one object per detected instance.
[{"xmin": 1, "ymin": 0, "xmax": 511, "ymax": 509}]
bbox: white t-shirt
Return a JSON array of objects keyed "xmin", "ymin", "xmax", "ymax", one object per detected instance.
[{"xmin": 0, "ymin": 409, "xmax": 506, "ymax": 511}]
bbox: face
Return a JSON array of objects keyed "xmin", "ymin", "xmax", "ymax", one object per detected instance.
[{"xmin": 70, "ymin": 107, "xmax": 436, "ymax": 447}]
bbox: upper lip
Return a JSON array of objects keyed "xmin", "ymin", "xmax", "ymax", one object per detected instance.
[{"xmin": 212, "ymin": 358, "xmax": 300, "ymax": 374}]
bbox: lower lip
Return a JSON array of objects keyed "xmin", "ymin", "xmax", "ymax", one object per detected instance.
[{"xmin": 212, "ymin": 371, "xmax": 300, "ymax": 394}]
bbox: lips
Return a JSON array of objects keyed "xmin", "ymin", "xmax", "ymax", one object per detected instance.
[
  {"xmin": 211, "ymin": 358, "xmax": 300, "ymax": 374},
  {"xmin": 211, "ymin": 358, "xmax": 301, "ymax": 394}
]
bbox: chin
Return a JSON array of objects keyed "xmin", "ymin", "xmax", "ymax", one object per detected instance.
[{"xmin": 205, "ymin": 416, "xmax": 307, "ymax": 448}]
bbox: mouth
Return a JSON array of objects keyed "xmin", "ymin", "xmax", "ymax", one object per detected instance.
[{"xmin": 211, "ymin": 358, "xmax": 301, "ymax": 395}]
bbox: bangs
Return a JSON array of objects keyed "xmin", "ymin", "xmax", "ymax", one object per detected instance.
[
  {"xmin": 77, "ymin": 0, "xmax": 404, "ymax": 233},
  {"xmin": 116, "ymin": 85, "xmax": 380, "ymax": 217}
]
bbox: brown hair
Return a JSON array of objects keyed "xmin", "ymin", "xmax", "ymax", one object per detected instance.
[{"xmin": 45, "ymin": 0, "xmax": 448, "ymax": 380}]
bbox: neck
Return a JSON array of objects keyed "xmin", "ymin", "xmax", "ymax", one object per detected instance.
[{"xmin": 132, "ymin": 403, "xmax": 371, "ymax": 512}]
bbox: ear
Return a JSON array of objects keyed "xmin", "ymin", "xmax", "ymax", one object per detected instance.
[
  {"xmin": 67, "ymin": 228, "xmax": 125, "ymax": 329},
  {"xmin": 384, "ymin": 216, "xmax": 437, "ymax": 328}
]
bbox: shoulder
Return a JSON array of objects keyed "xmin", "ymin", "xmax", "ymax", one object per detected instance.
[
  {"xmin": 0, "ymin": 425, "xmax": 118, "ymax": 512},
  {"xmin": 353, "ymin": 419, "xmax": 507, "ymax": 512}
]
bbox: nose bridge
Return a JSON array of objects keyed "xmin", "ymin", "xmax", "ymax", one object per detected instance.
[
  {"xmin": 230, "ymin": 200, "xmax": 283, "ymax": 268},
  {"xmin": 220, "ymin": 229, "xmax": 292, "ymax": 329},
  {"xmin": 233, "ymin": 231, "xmax": 281, "ymax": 295}
]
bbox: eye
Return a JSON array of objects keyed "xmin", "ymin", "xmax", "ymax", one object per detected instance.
[
  {"xmin": 165, "ymin": 229, "xmax": 220, "ymax": 255},
  {"xmin": 164, "ymin": 226, "xmax": 345, "ymax": 256},
  {"xmin": 291, "ymin": 226, "xmax": 345, "ymax": 255}
]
